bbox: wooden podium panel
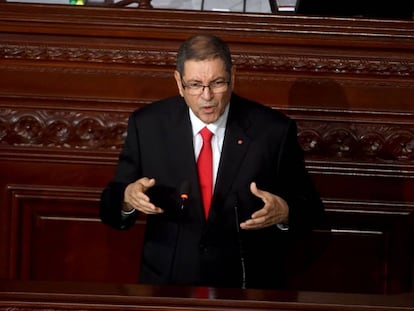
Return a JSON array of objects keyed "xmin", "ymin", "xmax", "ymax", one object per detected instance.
[
  {"xmin": 1, "ymin": 156, "xmax": 144, "ymax": 283},
  {"xmin": 2, "ymin": 280, "xmax": 414, "ymax": 311}
]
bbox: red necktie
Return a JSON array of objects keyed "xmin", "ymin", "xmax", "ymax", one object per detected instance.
[{"xmin": 197, "ymin": 127, "xmax": 213, "ymax": 219}]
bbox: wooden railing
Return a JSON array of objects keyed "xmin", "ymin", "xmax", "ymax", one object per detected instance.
[{"xmin": 2, "ymin": 280, "xmax": 414, "ymax": 311}]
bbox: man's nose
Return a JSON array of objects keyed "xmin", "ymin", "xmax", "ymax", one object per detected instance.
[{"xmin": 201, "ymin": 85, "xmax": 213, "ymax": 99}]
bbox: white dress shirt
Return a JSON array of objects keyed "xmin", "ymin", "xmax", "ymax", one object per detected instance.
[{"xmin": 189, "ymin": 104, "xmax": 230, "ymax": 190}]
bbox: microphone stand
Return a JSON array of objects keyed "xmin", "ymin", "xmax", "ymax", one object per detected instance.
[
  {"xmin": 234, "ymin": 205, "xmax": 247, "ymax": 289},
  {"xmin": 169, "ymin": 183, "xmax": 189, "ymax": 283}
]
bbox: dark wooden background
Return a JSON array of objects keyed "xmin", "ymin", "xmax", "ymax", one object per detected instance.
[{"xmin": 0, "ymin": 2, "xmax": 413, "ymax": 295}]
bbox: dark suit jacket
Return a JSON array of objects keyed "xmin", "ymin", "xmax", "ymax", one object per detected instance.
[{"xmin": 100, "ymin": 93, "xmax": 327, "ymax": 289}]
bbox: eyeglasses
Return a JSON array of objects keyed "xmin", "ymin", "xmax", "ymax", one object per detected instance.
[{"xmin": 181, "ymin": 80, "xmax": 230, "ymax": 96}]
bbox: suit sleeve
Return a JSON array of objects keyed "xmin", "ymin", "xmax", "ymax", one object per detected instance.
[
  {"xmin": 100, "ymin": 112, "xmax": 142, "ymax": 230},
  {"xmin": 277, "ymin": 119, "xmax": 328, "ymax": 235}
]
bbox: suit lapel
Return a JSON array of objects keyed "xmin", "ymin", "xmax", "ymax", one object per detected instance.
[
  {"xmin": 211, "ymin": 98, "xmax": 251, "ymax": 216},
  {"xmin": 164, "ymin": 99, "xmax": 204, "ymax": 220},
  {"xmin": 166, "ymin": 98, "xmax": 197, "ymax": 180}
]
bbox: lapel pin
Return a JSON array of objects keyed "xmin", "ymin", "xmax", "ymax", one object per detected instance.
[{"xmin": 237, "ymin": 139, "xmax": 243, "ymax": 145}]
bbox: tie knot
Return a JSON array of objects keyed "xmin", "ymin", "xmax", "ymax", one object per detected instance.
[{"xmin": 200, "ymin": 127, "xmax": 213, "ymax": 142}]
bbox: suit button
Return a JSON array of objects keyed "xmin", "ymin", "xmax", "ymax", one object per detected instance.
[{"xmin": 199, "ymin": 244, "xmax": 207, "ymax": 253}]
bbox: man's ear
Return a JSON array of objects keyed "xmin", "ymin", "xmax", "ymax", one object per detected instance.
[{"xmin": 174, "ymin": 70, "xmax": 184, "ymax": 97}]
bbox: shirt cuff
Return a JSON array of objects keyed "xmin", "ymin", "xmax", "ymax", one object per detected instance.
[
  {"xmin": 277, "ymin": 223, "xmax": 289, "ymax": 231},
  {"xmin": 121, "ymin": 207, "xmax": 136, "ymax": 219}
]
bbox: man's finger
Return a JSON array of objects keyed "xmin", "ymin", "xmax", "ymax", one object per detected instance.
[{"xmin": 140, "ymin": 177, "xmax": 156, "ymax": 192}]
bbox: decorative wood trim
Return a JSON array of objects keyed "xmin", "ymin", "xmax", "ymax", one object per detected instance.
[
  {"xmin": 1, "ymin": 43, "xmax": 414, "ymax": 78},
  {"xmin": 1, "ymin": 106, "xmax": 413, "ymax": 165}
]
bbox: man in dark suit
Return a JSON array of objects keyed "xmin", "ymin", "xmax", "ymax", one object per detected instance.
[{"xmin": 100, "ymin": 34, "xmax": 327, "ymax": 289}]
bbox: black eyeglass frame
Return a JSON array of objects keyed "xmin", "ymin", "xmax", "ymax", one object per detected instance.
[{"xmin": 181, "ymin": 80, "xmax": 231, "ymax": 95}]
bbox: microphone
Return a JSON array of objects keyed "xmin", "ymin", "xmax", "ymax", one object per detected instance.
[
  {"xmin": 179, "ymin": 180, "xmax": 190, "ymax": 209},
  {"xmin": 170, "ymin": 180, "xmax": 190, "ymax": 283}
]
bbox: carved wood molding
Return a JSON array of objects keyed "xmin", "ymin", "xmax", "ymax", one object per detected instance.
[
  {"xmin": 234, "ymin": 53, "xmax": 414, "ymax": 77},
  {"xmin": 0, "ymin": 44, "xmax": 177, "ymax": 69},
  {"xmin": 0, "ymin": 108, "xmax": 130, "ymax": 150},
  {"xmin": 297, "ymin": 121, "xmax": 414, "ymax": 163},
  {"xmin": 1, "ymin": 108, "xmax": 413, "ymax": 164},
  {"xmin": 1, "ymin": 44, "xmax": 414, "ymax": 78}
]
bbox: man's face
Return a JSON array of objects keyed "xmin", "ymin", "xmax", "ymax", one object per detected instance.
[{"xmin": 174, "ymin": 58, "xmax": 234, "ymax": 124}]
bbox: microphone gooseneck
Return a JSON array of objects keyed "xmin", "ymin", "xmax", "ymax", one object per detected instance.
[
  {"xmin": 234, "ymin": 205, "xmax": 247, "ymax": 289},
  {"xmin": 169, "ymin": 180, "xmax": 190, "ymax": 283}
]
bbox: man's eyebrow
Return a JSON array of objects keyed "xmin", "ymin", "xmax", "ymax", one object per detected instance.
[{"xmin": 186, "ymin": 77, "xmax": 227, "ymax": 83}]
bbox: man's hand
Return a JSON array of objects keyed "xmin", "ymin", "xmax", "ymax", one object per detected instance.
[
  {"xmin": 123, "ymin": 177, "xmax": 163, "ymax": 214},
  {"xmin": 240, "ymin": 182, "xmax": 289, "ymax": 230}
]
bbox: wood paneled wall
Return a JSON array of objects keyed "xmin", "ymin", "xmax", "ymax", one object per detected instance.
[{"xmin": 0, "ymin": 2, "xmax": 413, "ymax": 294}]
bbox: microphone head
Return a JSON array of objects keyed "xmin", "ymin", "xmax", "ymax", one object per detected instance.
[{"xmin": 180, "ymin": 180, "xmax": 190, "ymax": 200}]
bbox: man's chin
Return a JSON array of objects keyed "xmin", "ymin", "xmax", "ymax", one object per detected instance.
[{"xmin": 200, "ymin": 114, "xmax": 219, "ymax": 124}]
